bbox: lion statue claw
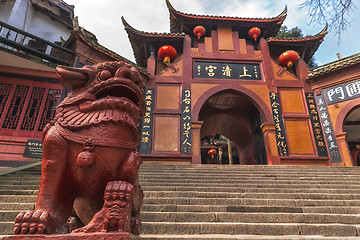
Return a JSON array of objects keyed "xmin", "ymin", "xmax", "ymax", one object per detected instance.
[{"xmin": 14, "ymin": 61, "xmax": 146, "ymax": 235}]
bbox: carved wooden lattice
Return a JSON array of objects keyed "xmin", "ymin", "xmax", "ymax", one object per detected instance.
[
  {"xmin": 38, "ymin": 89, "xmax": 61, "ymax": 131},
  {"xmin": 0, "ymin": 83, "xmax": 13, "ymax": 120},
  {"xmin": 20, "ymin": 87, "xmax": 45, "ymax": 131},
  {"xmin": 2, "ymin": 85, "xmax": 29, "ymax": 129}
]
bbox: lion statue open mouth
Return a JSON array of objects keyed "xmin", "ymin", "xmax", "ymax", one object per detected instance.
[{"xmin": 14, "ymin": 61, "xmax": 146, "ymax": 235}]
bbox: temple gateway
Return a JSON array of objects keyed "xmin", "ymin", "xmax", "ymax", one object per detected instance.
[{"xmin": 0, "ymin": 0, "xmax": 359, "ymax": 166}]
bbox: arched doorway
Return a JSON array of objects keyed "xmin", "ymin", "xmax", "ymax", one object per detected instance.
[
  {"xmin": 198, "ymin": 89, "xmax": 267, "ymax": 165},
  {"xmin": 343, "ymin": 106, "xmax": 360, "ymax": 165}
]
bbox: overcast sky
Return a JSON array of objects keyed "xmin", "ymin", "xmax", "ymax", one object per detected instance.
[{"xmin": 64, "ymin": 0, "xmax": 360, "ymax": 66}]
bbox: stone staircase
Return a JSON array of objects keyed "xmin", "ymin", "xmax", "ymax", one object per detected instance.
[{"xmin": 2, "ymin": 163, "xmax": 360, "ymax": 239}]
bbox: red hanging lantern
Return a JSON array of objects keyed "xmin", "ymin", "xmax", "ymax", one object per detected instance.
[
  {"xmin": 158, "ymin": 45, "xmax": 177, "ymax": 64},
  {"xmin": 248, "ymin": 27, "xmax": 261, "ymax": 42},
  {"xmin": 193, "ymin": 25, "xmax": 206, "ymax": 39},
  {"xmin": 278, "ymin": 50, "xmax": 299, "ymax": 68},
  {"xmin": 208, "ymin": 149, "xmax": 217, "ymax": 159}
]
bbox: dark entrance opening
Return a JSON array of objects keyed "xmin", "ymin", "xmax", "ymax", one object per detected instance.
[
  {"xmin": 343, "ymin": 106, "xmax": 360, "ymax": 165},
  {"xmin": 199, "ymin": 90, "xmax": 267, "ymax": 165}
]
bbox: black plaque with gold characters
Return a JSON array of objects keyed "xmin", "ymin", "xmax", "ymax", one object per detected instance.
[
  {"xmin": 23, "ymin": 139, "xmax": 43, "ymax": 158},
  {"xmin": 194, "ymin": 61, "xmax": 261, "ymax": 80},
  {"xmin": 140, "ymin": 89, "xmax": 154, "ymax": 154},
  {"xmin": 305, "ymin": 93, "xmax": 328, "ymax": 157},
  {"xmin": 269, "ymin": 92, "xmax": 288, "ymax": 156},
  {"xmin": 314, "ymin": 93, "xmax": 341, "ymax": 163},
  {"xmin": 181, "ymin": 89, "xmax": 192, "ymax": 154}
]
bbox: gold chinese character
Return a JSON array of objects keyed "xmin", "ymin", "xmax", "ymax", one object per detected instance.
[
  {"xmin": 239, "ymin": 66, "xmax": 251, "ymax": 78},
  {"xmin": 183, "ymin": 122, "xmax": 191, "ymax": 130},
  {"xmin": 146, "ymin": 101, "xmax": 152, "ymax": 106},
  {"xmin": 271, "ymin": 101, "xmax": 279, "ymax": 108},
  {"xmin": 142, "ymin": 131, "xmax": 150, "ymax": 136},
  {"xmin": 183, "ymin": 106, "xmax": 190, "ymax": 113},
  {"xmin": 183, "ymin": 115, "xmax": 190, "ymax": 120},
  {"xmin": 205, "ymin": 65, "xmax": 217, "ymax": 77},
  {"xmin": 222, "ymin": 65, "xmax": 232, "ymax": 77},
  {"xmin": 142, "ymin": 137, "xmax": 149, "ymax": 143},
  {"xmin": 145, "ymin": 112, "xmax": 151, "ymax": 118},
  {"xmin": 145, "ymin": 95, "xmax": 152, "ymax": 100},
  {"xmin": 143, "ymin": 118, "xmax": 151, "ymax": 124},
  {"xmin": 183, "ymin": 129, "xmax": 190, "ymax": 138},
  {"xmin": 183, "ymin": 139, "xmax": 192, "ymax": 146},
  {"xmin": 146, "ymin": 89, "xmax": 153, "ymax": 94}
]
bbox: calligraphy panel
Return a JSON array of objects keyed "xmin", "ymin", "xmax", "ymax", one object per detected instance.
[
  {"xmin": 194, "ymin": 62, "xmax": 261, "ymax": 80},
  {"xmin": 269, "ymin": 92, "xmax": 288, "ymax": 156},
  {"xmin": 181, "ymin": 89, "xmax": 192, "ymax": 154},
  {"xmin": 305, "ymin": 93, "xmax": 328, "ymax": 157},
  {"xmin": 314, "ymin": 93, "xmax": 342, "ymax": 163},
  {"xmin": 140, "ymin": 89, "xmax": 154, "ymax": 154},
  {"xmin": 323, "ymin": 79, "xmax": 360, "ymax": 104}
]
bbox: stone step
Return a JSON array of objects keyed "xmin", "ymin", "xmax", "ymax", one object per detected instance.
[
  {"xmin": 3, "ymin": 221, "xmax": 356, "ymax": 236},
  {"xmin": 5, "ymin": 184, "xmax": 360, "ymax": 194},
  {"xmin": 143, "ymin": 204, "xmax": 360, "ymax": 215},
  {"xmin": 0, "ymin": 185, "xmax": 39, "ymax": 190},
  {"xmin": 139, "ymin": 234, "xmax": 360, "ymax": 239},
  {"xmin": 141, "ymin": 222, "xmax": 359, "ymax": 236},
  {"xmin": 142, "ymin": 186, "xmax": 360, "ymax": 194},
  {"xmin": 140, "ymin": 182, "xmax": 360, "ymax": 189},
  {"xmin": 0, "ymin": 195, "xmax": 37, "ymax": 203},
  {"xmin": 0, "ymin": 190, "xmax": 38, "ymax": 196},
  {"xmin": 144, "ymin": 197, "xmax": 360, "ymax": 207},
  {"xmin": 0, "ymin": 203, "xmax": 35, "ymax": 211},
  {"xmin": 139, "ymin": 172, "xmax": 360, "ymax": 177},
  {"xmin": 139, "ymin": 178, "xmax": 359, "ymax": 185},
  {"xmin": 2, "ymin": 210, "xmax": 356, "ymax": 224},
  {"xmin": 141, "ymin": 172, "xmax": 360, "ymax": 177},
  {"xmin": 144, "ymin": 191, "xmax": 360, "ymax": 200}
]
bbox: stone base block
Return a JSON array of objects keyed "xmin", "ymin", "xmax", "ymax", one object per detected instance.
[{"xmin": 2, "ymin": 233, "xmax": 139, "ymax": 240}]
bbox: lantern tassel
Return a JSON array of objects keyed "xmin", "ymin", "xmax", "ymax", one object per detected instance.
[
  {"xmin": 287, "ymin": 61, "xmax": 293, "ymax": 68},
  {"xmin": 253, "ymin": 35, "xmax": 258, "ymax": 41},
  {"xmin": 163, "ymin": 56, "xmax": 170, "ymax": 64},
  {"xmin": 197, "ymin": 33, "xmax": 201, "ymax": 39}
]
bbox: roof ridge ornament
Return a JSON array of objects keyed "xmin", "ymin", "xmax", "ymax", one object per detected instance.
[
  {"xmin": 277, "ymin": 5, "xmax": 287, "ymax": 19},
  {"xmin": 316, "ymin": 23, "xmax": 328, "ymax": 37}
]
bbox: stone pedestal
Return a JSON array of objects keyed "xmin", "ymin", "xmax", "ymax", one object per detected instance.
[{"xmin": 2, "ymin": 232, "xmax": 139, "ymax": 240}]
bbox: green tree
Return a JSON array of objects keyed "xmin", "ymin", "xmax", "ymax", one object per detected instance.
[
  {"xmin": 276, "ymin": 26, "xmax": 318, "ymax": 68},
  {"xmin": 276, "ymin": 26, "xmax": 303, "ymax": 38}
]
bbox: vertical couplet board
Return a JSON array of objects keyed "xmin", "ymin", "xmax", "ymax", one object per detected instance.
[
  {"xmin": 181, "ymin": 89, "xmax": 192, "ymax": 154},
  {"xmin": 269, "ymin": 92, "xmax": 288, "ymax": 156},
  {"xmin": 140, "ymin": 89, "xmax": 154, "ymax": 154},
  {"xmin": 305, "ymin": 93, "xmax": 328, "ymax": 157},
  {"xmin": 314, "ymin": 93, "xmax": 341, "ymax": 163}
]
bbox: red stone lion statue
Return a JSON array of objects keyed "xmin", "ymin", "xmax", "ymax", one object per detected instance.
[{"xmin": 13, "ymin": 61, "xmax": 146, "ymax": 235}]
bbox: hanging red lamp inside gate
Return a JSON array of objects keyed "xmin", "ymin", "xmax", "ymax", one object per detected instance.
[
  {"xmin": 248, "ymin": 27, "xmax": 261, "ymax": 42},
  {"xmin": 208, "ymin": 149, "xmax": 217, "ymax": 159},
  {"xmin": 158, "ymin": 45, "xmax": 177, "ymax": 64},
  {"xmin": 278, "ymin": 50, "xmax": 299, "ymax": 68},
  {"xmin": 193, "ymin": 25, "xmax": 206, "ymax": 39}
]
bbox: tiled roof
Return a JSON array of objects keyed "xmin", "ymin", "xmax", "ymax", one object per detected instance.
[
  {"xmin": 76, "ymin": 27, "xmax": 148, "ymax": 74},
  {"xmin": 122, "ymin": 17, "xmax": 185, "ymax": 68},
  {"xmin": 267, "ymin": 25, "xmax": 327, "ymax": 63},
  {"xmin": 166, "ymin": 0, "xmax": 286, "ymax": 38},
  {"xmin": 309, "ymin": 52, "xmax": 360, "ymax": 78}
]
